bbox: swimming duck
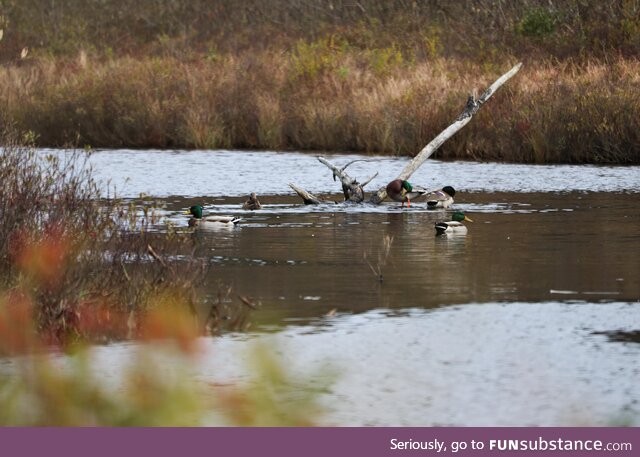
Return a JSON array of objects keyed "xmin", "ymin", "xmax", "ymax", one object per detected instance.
[
  {"xmin": 435, "ymin": 211, "xmax": 473, "ymax": 236},
  {"xmin": 385, "ymin": 179, "xmax": 428, "ymax": 207},
  {"xmin": 184, "ymin": 205, "xmax": 242, "ymax": 227},
  {"xmin": 242, "ymin": 192, "xmax": 262, "ymax": 210},
  {"xmin": 426, "ymin": 186, "xmax": 456, "ymax": 209}
]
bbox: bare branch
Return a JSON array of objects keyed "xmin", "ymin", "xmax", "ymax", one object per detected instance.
[
  {"xmin": 370, "ymin": 62, "xmax": 523, "ymax": 204},
  {"xmin": 360, "ymin": 172, "xmax": 379, "ymax": 188},
  {"xmin": 289, "ymin": 183, "xmax": 330, "ymax": 205}
]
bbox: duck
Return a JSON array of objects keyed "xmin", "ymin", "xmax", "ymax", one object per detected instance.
[
  {"xmin": 426, "ymin": 186, "xmax": 456, "ymax": 209},
  {"xmin": 435, "ymin": 211, "xmax": 473, "ymax": 236},
  {"xmin": 385, "ymin": 179, "xmax": 428, "ymax": 207},
  {"xmin": 242, "ymin": 192, "xmax": 262, "ymax": 210},
  {"xmin": 184, "ymin": 205, "xmax": 242, "ymax": 227}
]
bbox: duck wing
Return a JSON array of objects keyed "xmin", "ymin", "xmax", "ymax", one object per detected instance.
[
  {"xmin": 406, "ymin": 184, "xmax": 428, "ymax": 200},
  {"xmin": 435, "ymin": 221, "xmax": 449, "ymax": 235},
  {"xmin": 203, "ymin": 215, "xmax": 242, "ymax": 224},
  {"xmin": 426, "ymin": 189, "xmax": 454, "ymax": 208}
]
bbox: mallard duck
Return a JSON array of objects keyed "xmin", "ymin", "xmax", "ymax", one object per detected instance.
[
  {"xmin": 184, "ymin": 205, "xmax": 242, "ymax": 227},
  {"xmin": 242, "ymin": 192, "xmax": 262, "ymax": 210},
  {"xmin": 385, "ymin": 179, "xmax": 428, "ymax": 207},
  {"xmin": 426, "ymin": 186, "xmax": 456, "ymax": 209},
  {"xmin": 435, "ymin": 211, "xmax": 473, "ymax": 235}
]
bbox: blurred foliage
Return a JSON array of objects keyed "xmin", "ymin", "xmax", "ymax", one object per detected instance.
[
  {"xmin": 215, "ymin": 345, "xmax": 328, "ymax": 426},
  {"xmin": 0, "ymin": 313, "xmax": 325, "ymax": 426}
]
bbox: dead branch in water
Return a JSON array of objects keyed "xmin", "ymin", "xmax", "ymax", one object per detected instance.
[
  {"xmin": 288, "ymin": 183, "xmax": 333, "ymax": 205},
  {"xmin": 289, "ymin": 158, "xmax": 378, "ymax": 204},
  {"xmin": 289, "ymin": 63, "xmax": 522, "ymax": 205},
  {"xmin": 369, "ymin": 62, "xmax": 523, "ymax": 203}
]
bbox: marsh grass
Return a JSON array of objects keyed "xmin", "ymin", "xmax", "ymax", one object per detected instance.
[
  {"xmin": 1, "ymin": 1, "xmax": 640, "ymax": 162},
  {"xmin": 3, "ymin": 53, "xmax": 639, "ymax": 163}
]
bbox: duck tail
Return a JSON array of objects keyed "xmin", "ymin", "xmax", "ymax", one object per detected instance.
[
  {"xmin": 434, "ymin": 222, "xmax": 448, "ymax": 235},
  {"xmin": 232, "ymin": 217, "xmax": 243, "ymax": 225}
]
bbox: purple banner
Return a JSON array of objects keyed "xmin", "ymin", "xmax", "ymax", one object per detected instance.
[{"xmin": 1, "ymin": 427, "xmax": 638, "ymax": 457}]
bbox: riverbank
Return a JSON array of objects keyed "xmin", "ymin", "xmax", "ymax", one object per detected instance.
[
  {"xmin": 1, "ymin": 1, "xmax": 639, "ymax": 164},
  {"xmin": 2, "ymin": 54, "xmax": 639, "ymax": 164}
]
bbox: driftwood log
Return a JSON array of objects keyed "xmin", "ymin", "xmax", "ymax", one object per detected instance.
[
  {"xmin": 291, "ymin": 63, "xmax": 523, "ymax": 205},
  {"xmin": 288, "ymin": 183, "xmax": 330, "ymax": 205},
  {"xmin": 289, "ymin": 159, "xmax": 378, "ymax": 204}
]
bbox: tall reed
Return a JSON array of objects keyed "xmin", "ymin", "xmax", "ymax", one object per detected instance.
[{"xmin": 1, "ymin": 54, "xmax": 639, "ymax": 163}]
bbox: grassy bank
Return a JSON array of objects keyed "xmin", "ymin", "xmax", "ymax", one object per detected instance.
[
  {"xmin": 1, "ymin": 1, "xmax": 639, "ymax": 163},
  {"xmin": 2, "ymin": 55, "xmax": 639, "ymax": 163}
]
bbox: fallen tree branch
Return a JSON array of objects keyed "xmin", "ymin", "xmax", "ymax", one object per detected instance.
[
  {"xmin": 317, "ymin": 156, "xmax": 364, "ymax": 202},
  {"xmin": 288, "ymin": 183, "xmax": 331, "ymax": 205},
  {"xmin": 360, "ymin": 172, "xmax": 379, "ymax": 188},
  {"xmin": 369, "ymin": 62, "xmax": 523, "ymax": 204},
  {"xmin": 317, "ymin": 156, "xmax": 382, "ymax": 202}
]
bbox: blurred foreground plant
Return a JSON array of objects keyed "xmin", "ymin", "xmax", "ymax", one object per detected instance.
[
  {"xmin": 0, "ymin": 280, "xmax": 209, "ymax": 425},
  {"xmin": 0, "ymin": 337, "xmax": 327, "ymax": 426},
  {"xmin": 215, "ymin": 344, "xmax": 327, "ymax": 426},
  {"xmin": 0, "ymin": 291, "xmax": 325, "ymax": 426},
  {"xmin": 0, "ymin": 130, "xmax": 209, "ymax": 345}
]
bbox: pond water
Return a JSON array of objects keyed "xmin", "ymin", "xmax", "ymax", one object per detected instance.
[{"xmin": 42, "ymin": 149, "xmax": 640, "ymax": 425}]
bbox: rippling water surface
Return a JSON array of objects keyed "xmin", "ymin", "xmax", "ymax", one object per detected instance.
[
  {"xmin": 42, "ymin": 148, "xmax": 640, "ymax": 196},
  {"xmin": 91, "ymin": 301, "xmax": 640, "ymax": 426},
  {"xmin": 36, "ymin": 149, "xmax": 640, "ymax": 425}
]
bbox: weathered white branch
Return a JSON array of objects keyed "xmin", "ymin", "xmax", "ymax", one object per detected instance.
[
  {"xmin": 360, "ymin": 172, "xmax": 379, "ymax": 188},
  {"xmin": 338, "ymin": 159, "xmax": 372, "ymax": 176},
  {"xmin": 369, "ymin": 62, "xmax": 523, "ymax": 204},
  {"xmin": 288, "ymin": 183, "xmax": 330, "ymax": 205},
  {"xmin": 317, "ymin": 156, "xmax": 365, "ymax": 202}
]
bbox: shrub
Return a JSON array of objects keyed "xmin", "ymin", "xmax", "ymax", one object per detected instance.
[
  {"xmin": 0, "ymin": 131, "xmax": 211, "ymax": 345},
  {"xmin": 517, "ymin": 7, "xmax": 558, "ymax": 38}
]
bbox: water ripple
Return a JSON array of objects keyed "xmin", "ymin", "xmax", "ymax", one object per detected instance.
[{"xmin": 41, "ymin": 149, "xmax": 640, "ymax": 197}]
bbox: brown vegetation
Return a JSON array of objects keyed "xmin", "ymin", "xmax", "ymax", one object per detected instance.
[
  {"xmin": 0, "ymin": 1, "xmax": 639, "ymax": 163},
  {"xmin": 0, "ymin": 132, "xmax": 255, "ymax": 348}
]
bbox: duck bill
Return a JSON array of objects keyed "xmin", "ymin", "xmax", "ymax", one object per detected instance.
[
  {"xmin": 183, "ymin": 210, "xmax": 191, "ymax": 215},
  {"xmin": 464, "ymin": 216, "xmax": 474, "ymax": 222}
]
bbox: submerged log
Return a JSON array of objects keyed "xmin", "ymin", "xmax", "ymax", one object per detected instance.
[
  {"xmin": 369, "ymin": 62, "xmax": 522, "ymax": 204},
  {"xmin": 316, "ymin": 157, "xmax": 378, "ymax": 203},
  {"xmin": 290, "ymin": 158, "xmax": 378, "ymax": 204},
  {"xmin": 288, "ymin": 183, "xmax": 331, "ymax": 205}
]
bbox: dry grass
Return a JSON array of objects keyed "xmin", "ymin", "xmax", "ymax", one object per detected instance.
[
  {"xmin": 1, "ymin": 53, "xmax": 639, "ymax": 163},
  {"xmin": 1, "ymin": 1, "xmax": 640, "ymax": 162}
]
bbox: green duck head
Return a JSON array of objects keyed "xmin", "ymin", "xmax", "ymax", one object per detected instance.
[
  {"xmin": 185, "ymin": 205, "xmax": 204, "ymax": 219},
  {"xmin": 402, "ymin": 180, "xmax": 413, "ymax": 194},
  {"xmin": 452, "ymin": 211, "xmax": 473, "ymax": 222}
]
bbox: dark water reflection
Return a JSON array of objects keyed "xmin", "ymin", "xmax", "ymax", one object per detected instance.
[{"xmin": 151, "ymin": 191, "xmax": 640, "ymax": 328}]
